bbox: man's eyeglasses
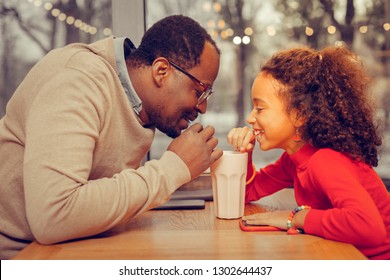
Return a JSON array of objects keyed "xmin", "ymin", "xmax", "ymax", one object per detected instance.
[{"xmin": 168, "ymin": 60, "xmax": 213, "ymax": 106}]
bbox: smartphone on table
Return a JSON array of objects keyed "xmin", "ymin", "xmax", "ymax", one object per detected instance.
[{"xmin": 239, "ymin": 219, "xmax": 283, "ymax": 232}]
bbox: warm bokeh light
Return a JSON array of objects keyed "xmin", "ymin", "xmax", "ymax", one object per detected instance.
[
  {"xmin": 359, "ymin": 26, "xmax": 368, "ymax": 33},
  {"xmin": 267, "ymin": 26, "xmax": 276, "ymax": 36},
  {"xmin": 103, "ymin": 28, "xmax": 112, "ymax": 37},
  {"xmin": 58, "ymin": 13, "xmax": 67, "ymax": 22},
  {"xmin": 244, "ymin": 27, "xmax": 253, "ymax": 36},
  {"xmin": 242, "ymin": 36, "xmax": 251, "ymax": 44},
  {"xmin": 207, "ymin": 20, "xmax": 215, "ymax": 28},
  {"xmin": 327, "ymin": 25, "xmax": 336, "ymax": 34},
  {"xmin": 217, "ymin": 20, "xmax": 225, "ymax": 29},
  {"xmin": 213, "ymin": 2, "xmax": 222, "ymax": 13},
  {"xmin": 80, "ymin": 22, "xmax": 87, "ymax": 31},
  {"xmin": 202, "ymin": 1, "xmax": 211, "ymax": 12},
  {"xmin": 51, "ymin": 8, "xmax": 60, "ymax": 17},
  {"xmin": 305, "ymin": 26, "xmax": 314, "ymax": 36},
  {"xmin": 33, "ymin": 0, "xmax": 42, "ymax": 7},
  {"xmin": 225, "ymin": 28, "xmax": 234, "ymax": 37},
  {"xmin": 43, "ymin": 2, "xmax": 53, "ymax": 11},
  {"xmin": 233, "ymin": 36, "xmax": 242, "ymax": 45},
  {"xmin": 66, "ymin": 16, "xmax": 75, "ymax": 25},
  {"xmin": 74, "ymin": 19, "xmax": 82, "ymax": 28},
  {"xmin": 220, "ymin": 30, "xmax": 228, "ymax": 39},
  {"xmin": 89, "ymin": 27, "xmax": 97, "ymax": 35}
]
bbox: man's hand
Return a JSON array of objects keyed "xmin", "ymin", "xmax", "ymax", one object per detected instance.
[{"xmin": 167, "ymin": 123, "xmax": 223, "ymax": 179}]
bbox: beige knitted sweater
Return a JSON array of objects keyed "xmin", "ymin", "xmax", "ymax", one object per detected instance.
[{"xmin": 0, "ymin": 37, "xmax": 190, "ymax": 259}]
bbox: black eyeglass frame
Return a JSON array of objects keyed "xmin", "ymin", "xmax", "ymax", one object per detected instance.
[{"xmin": 168, "ymin": 60, "xmax": 213, "ymax": 106}]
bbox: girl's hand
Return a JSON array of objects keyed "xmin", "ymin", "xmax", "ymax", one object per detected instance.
[
  {"xmin": 242, "ymin": 211, "xmax": 291, "ymax": 230},
  {"xmin": 227, "ymin": 127, "xmax": 255, "ymax": 153}
]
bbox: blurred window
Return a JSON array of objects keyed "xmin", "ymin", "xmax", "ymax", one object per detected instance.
[
  {"xmin": 0, "ymin": 0, "xmax": 112, "ymax": 115},
  {"xmin": 145, "ymin": 0, "xmax": 390, "ymax": 177},
  {"xmin": 1, "ymin": 0, "xmax": 389, "ymax": 177}
]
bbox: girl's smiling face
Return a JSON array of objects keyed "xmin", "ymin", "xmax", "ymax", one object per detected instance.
[{"xmin": 247, "ymin": 72, "xmax": 305, "ymax": 154}]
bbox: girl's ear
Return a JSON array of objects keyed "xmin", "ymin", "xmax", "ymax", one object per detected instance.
[
  {"xmin": 151, "ymin": 57, "xmax": 170, "ymax": 87},
  {"xmin": 290, "ymin": 109, "xmax": 306, "ymax": 128}
]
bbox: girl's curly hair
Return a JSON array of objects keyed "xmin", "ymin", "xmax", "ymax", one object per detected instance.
[{"xmin": 261, "ymin": 46, "xmax": 382, "ymax": 167}]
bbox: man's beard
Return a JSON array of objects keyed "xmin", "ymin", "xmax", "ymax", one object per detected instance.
[{"xmin": 147, "ymin": 106, "xmax": 181, "ymax": 139}]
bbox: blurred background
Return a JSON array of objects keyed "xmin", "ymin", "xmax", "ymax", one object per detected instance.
[{"xmin": 1, "ymin": 0, "xmax": 389, "ymax": 178}]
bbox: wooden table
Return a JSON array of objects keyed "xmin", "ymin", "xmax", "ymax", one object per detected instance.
[{"xmin": 13, "ymin": 176, "xmax": 366, "ymax": 260}]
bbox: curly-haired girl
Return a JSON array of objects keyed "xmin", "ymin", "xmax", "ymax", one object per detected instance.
[{"xmin": 227, "ymin": 46, "xmax": 390, "ymax": 260}]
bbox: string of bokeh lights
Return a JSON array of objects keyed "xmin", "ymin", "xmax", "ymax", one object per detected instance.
[
  {"xmin": 203, "ymin": 1, "xmax": 390, "ymax": 45},
  {"xmin": 27, "ymin": 0, "xmax": 389, "ymax": 45},
  {"xmin": 26, "ymin": 0, "xmax": 112, "ymax": 37}
]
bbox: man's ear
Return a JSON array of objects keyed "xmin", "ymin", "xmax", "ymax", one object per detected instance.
[{"xmin": 151, "ymin": 57, "xmax": 170, "ymax": 87}]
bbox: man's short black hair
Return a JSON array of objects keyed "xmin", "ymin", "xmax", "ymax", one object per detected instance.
[{"xmin": 129, "ymin": 15, "xmax": 220, "ymax": 69}]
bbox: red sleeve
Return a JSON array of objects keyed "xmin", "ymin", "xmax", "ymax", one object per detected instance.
[
  {"xmin": 304, "ymin": 150, "xmax": 386, "ymax": 247},
  {"xmin": 245, "ymin": 152, "xmax": 295, "ymax": 203}
]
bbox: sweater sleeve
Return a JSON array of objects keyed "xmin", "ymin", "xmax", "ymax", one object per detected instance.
[
  {"xmin": 304, "ymin": 150, "xmax": 386, "ymax": 247},
  {"xmin": 245, "ymin": 152, "xmax": 295, "ymax": 203},
  {"xmin": 23, "ymin": 68, "xmax": 191, "ymax": 245}
]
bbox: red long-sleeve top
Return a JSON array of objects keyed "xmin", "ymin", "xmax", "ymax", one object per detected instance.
[{"xmin": 246, "ymin": 144, "xmax": 390, "ymax": 259}]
